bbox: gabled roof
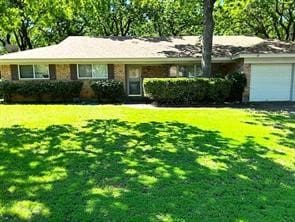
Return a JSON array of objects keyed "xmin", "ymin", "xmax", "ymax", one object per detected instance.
[{"xmin": 0, "ymin": 36, "xmax": 294, "ymax": 63}]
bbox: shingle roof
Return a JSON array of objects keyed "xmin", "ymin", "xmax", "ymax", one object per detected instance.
[{"xmin": 0, "ymin": 36, "xmax": 294, "ymax": 61}]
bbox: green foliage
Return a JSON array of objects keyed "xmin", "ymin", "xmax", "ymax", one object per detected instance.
[
  {"xmin": 138, "ymin": 0, "xmax": 202, "ymax": 36},
  {"xmin": 0, "ymin": 0, "xmax": 203, "ymax": 53},
  {"xmin": 0, "ymin": 80, "xmax": 83, "ymax": 102},
  {"xmin": 207, "ymin": 78, "xmax": 232, "ymax": 103},
  {"xmin": 91, "ymin": 79, "xmax": 125, "ymax": 103},
  {"xmin": 226, "ymin": 72, "xmax": 247, "ymax": 102},
  {"xmin": 144, "ymin": 77, "xmax": 232, "ymax": 105},
  {"xmin": 215, "ymin": 0, "xmax": 295, "ymax": 41}
]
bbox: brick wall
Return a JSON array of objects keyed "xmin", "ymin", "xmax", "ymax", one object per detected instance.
[
  {"xmin": 78, "ymin": 64, "xmax": 126, "ymax": 99},
  {"xmin": 56, "ymin": 64, "xmax": 71, "ymax": 80},
  {"xmin": 80, "ymin": 80, "xmax": 96, "ymax": 99},
  {"xmin": 55, "ymin": 64, "xmax": 96, "ymax": 99},
  {"xmin": 242, "ymin": 64, "xmax": 251, "ymax": 102},
  {"xmin": 0, "ymin": 65, "xmax": 12, "ymax": 80},
  {"xmin": 139, "ymin": 62, "xmax": 244, "ymax": 78},
  {"xmin": 214, "ymin": 61, "xmax": 251, "ymax": 102},
  {"xmin": 212, "ymin": 59, "xmax": 244, "ymax": 76},
  {"xmin": 114, "ymin": 64, "xmax": 126, "ymax": 88},
  {"xmin": 212, "ymin": 60, "xmax": 251, "ymax": 102},
  {"xmin": 1, "ymin": 62, "xmax": 252, "ymax": 101},
  {"xmin": 213, "ymin": 61, "xmax": 251, "ymax": 102},
  {"xmin": 141, "ymin": 65, "xmax": 169, "ymax": 78}
]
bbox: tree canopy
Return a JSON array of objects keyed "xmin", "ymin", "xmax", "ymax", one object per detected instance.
[
  {"xmin": 215, "ymin": 0, "xmax": 295, "ymax": 41},
  {"xmin": 0, "ymin": 0, "xmax": 294, "ymax": 53}
]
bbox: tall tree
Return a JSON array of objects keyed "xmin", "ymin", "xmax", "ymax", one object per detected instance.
[
  {"xmin": 0, "ymin": 0, "xmax": 55, "ymax": 51},
  {"xmin": 39, "ymin": 0, "xmax": 89, "ymax": 44},
  {"xmin": 140, "ymin": 0, "xmax": 202, "ymax": 36},
  {"xmin": 0, "ymin": 0, "xmax": 205, "ymax": 53},
  {"xmin": 0, "ymin": 34, "xmax": 18, "ymax": 53},
  {"xmin": 87, "ymin": 0, "xmax": 145, "ymax": 36},
  {"xmin": 202, "ymin": 0, "xmax": 216, "ymax": 77},
  {"xmin": 215, "ymin": 0, "xmax": 295, "ymax": 41}
]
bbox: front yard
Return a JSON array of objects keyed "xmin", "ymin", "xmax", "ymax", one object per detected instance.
[{"xmin": 0, "ymin": 105, "xmax": 294, "ymax": 221}]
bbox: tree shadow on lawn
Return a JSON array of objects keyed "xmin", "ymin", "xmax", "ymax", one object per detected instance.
[
  {"xmin": 248, "ymin": 111, "xmax": 295, "ymax": 149},
  {"xmin": 0, "ymin": 120, "xmax": 294, "ymax": 221}
]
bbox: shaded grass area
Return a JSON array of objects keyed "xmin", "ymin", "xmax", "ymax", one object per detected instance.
[{"xmin": 0, "ymin": 105, "xmax": 294, "ymax": 221}]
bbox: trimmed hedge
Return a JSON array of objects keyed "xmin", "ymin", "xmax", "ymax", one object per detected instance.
[
  {"xmin": 143, "ymin": 77, "xmax": 233, "ymax": 105},
  {"xmin": 208, "ymin": 78, "xmax": 232, "ymax": 103},
  {"xmin": 91, "ymin": 79, "xmax": 125, "ymax": 103},
  {"xmin": 226, "ymin": 72, "xmax": 247, "ymax": 102},
  {"xmin": 0, "ymin": 80, "xmax": 83, "ymax": 102},
  {"xmin": 0, "ymin": 79, "xmax": 3, "ymax": 99}
]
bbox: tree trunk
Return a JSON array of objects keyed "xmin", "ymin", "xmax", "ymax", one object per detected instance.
[
  {"xmin": 0, "ymin": 34, "xmax": 19, "ymax": 53},
  {"xmin": 202, "ymin": 0, "xmax": 215, "ymax": 77}
]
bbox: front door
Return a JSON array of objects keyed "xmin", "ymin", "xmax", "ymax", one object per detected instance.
[{"xmin": 127, "ymin": 65, "xmax": 142, "ymax": 96}]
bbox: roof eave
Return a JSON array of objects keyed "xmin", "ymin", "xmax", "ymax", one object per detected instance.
[
  {"xmin": 0, "ymin": 56, "xmax": 232, "ymax": 64},
  {"xmin": 233, "ymin": 53, "xmax": 295, "ymax": 59}
]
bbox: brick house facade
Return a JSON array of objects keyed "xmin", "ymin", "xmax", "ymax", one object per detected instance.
[
  {"xmin": 0, "ymin": 61, "xmax": 251, "ymax": 101},
  {"xmin": 1, "ymin": 36, "xmax": 293, "ymax": 102}
]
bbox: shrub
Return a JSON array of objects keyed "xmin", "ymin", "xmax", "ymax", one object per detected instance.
[
  {"xmin": 207, "ymin": 78, "xmax": 232, "ymax": 103},
  {"xmin": 91, "ymin": 80, "xmax": 125, "ymax": 103},
  {"xmin": 51, "ymin": 81, "xmax": 83, "ymax": 101},
  {"xmin": 144, "ymin": 78, "xmax": 209, "ymax": 104},
  {"xmin": 0, "ymin": 80, "xmax": 83, "ymax": 103},
  {"xmin": 144, "ymin": 77, "xmax": 232, "ymax": 105},
  {"xmin": 0, "ymin": 79, "xmax": 3, "ymax": 98},
  {"xmin": 226, "ymin": 72, "xmax": 247, "ymax": 102}
]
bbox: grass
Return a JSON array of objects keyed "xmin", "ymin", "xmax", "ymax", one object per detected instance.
[{"xmin": 0, "ymin": 105, "xmax": 294, "ymax": 221}]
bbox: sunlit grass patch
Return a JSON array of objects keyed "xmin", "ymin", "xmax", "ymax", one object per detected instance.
[
  {"xmin": 2, "ymin": 201, "xmax": 50, "ymax": 220},
  {"xmin": 196, "ymin": 156, "xmax": 228, "ymax": 171},
  {"xmin": 0, "ymin": 105, "xmax": 294, "ymax": 221}
]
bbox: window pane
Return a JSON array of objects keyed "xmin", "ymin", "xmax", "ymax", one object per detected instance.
[
  {"xmin": 93, "ymin": 64, "xmax": 108, "ymax": 79},
  {"xmin": 129, "ymin": 81, "xmax": 141, "ymax": 95},
  {"xmin": 35, "ymin": 65, "xmax": 49, "ymax": 78},
  {"xmin": 78, "ymin": 64, "xmax": 92, "ymax": 78},
  {"xmin": 169, "ymin": 66, "xmax": 177, "ymax": 77},
  {"xmin": 179, "ymin": 65, "xmax": 195, "ymax": 77},
  {"xmin": 19, "ymin": 65, "xmax": 34, "ymax": 79},
  {"xmin": 128, "ymin": 67, "xmax": 140, "ymax": 79},
  {"xmin": 195, "ymin": 65, "xmax": 202, "ymax": 77}
]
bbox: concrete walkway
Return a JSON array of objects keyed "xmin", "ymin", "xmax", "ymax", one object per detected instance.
[{"xmin": 123, "ymin": 102, "xmax": 295, "ymax": 113}]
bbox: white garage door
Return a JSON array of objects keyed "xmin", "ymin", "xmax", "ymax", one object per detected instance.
[{"xmin": 250, "ymin": 64, "xmax": 293, "ymax": 102}]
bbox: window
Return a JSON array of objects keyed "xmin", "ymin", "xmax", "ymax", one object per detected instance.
[
  {"xmin": 35, "ymin": 65, "xmax": 49, "ymax": 79},
  {"xmin": 169, "ymin": 66, "xmax": 178, "ymax": 77},
  {"xmin": 169, "ymin": 64, "xmax": 202, "ymax": 78},
  {"xmin": 77, "ymin": 64, "xmax": 108, "ymax": 79},
  {"xmin": 78, "ymin": 64, "xmax": 92, "ymax": 78},
  {"xmin": 93, "ymin": 64, "xmax": 108, "ymax": 79},
  {"xmin": 19, "ymin": 65, "xmax": 49, "ymax": 79},
  {"xmin": 19, "ymin": 65, "xmax": 33, "ymax": 79}
]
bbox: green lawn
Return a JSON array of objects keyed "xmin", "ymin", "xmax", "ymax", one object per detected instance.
[{"xmin": 0, "ymin": 105, "xmax": 294, "ymax": 221}]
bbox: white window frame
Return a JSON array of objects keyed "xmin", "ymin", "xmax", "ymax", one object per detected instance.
[
  {"xmin": 77, "ymin": 64, "xmax": 108, "ymax": 79},
  {"xmin": 170, "ymin": 64, "xmax": 202, "ymax": 78},
  {"xmin": 18, "ymin": 64, "xmax": 50, "ymax": 80}
]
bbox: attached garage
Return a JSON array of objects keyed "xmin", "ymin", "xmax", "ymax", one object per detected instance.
[{"xmin": 249, "ymin": 64, "xmax": 295, "ymax": 102}]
